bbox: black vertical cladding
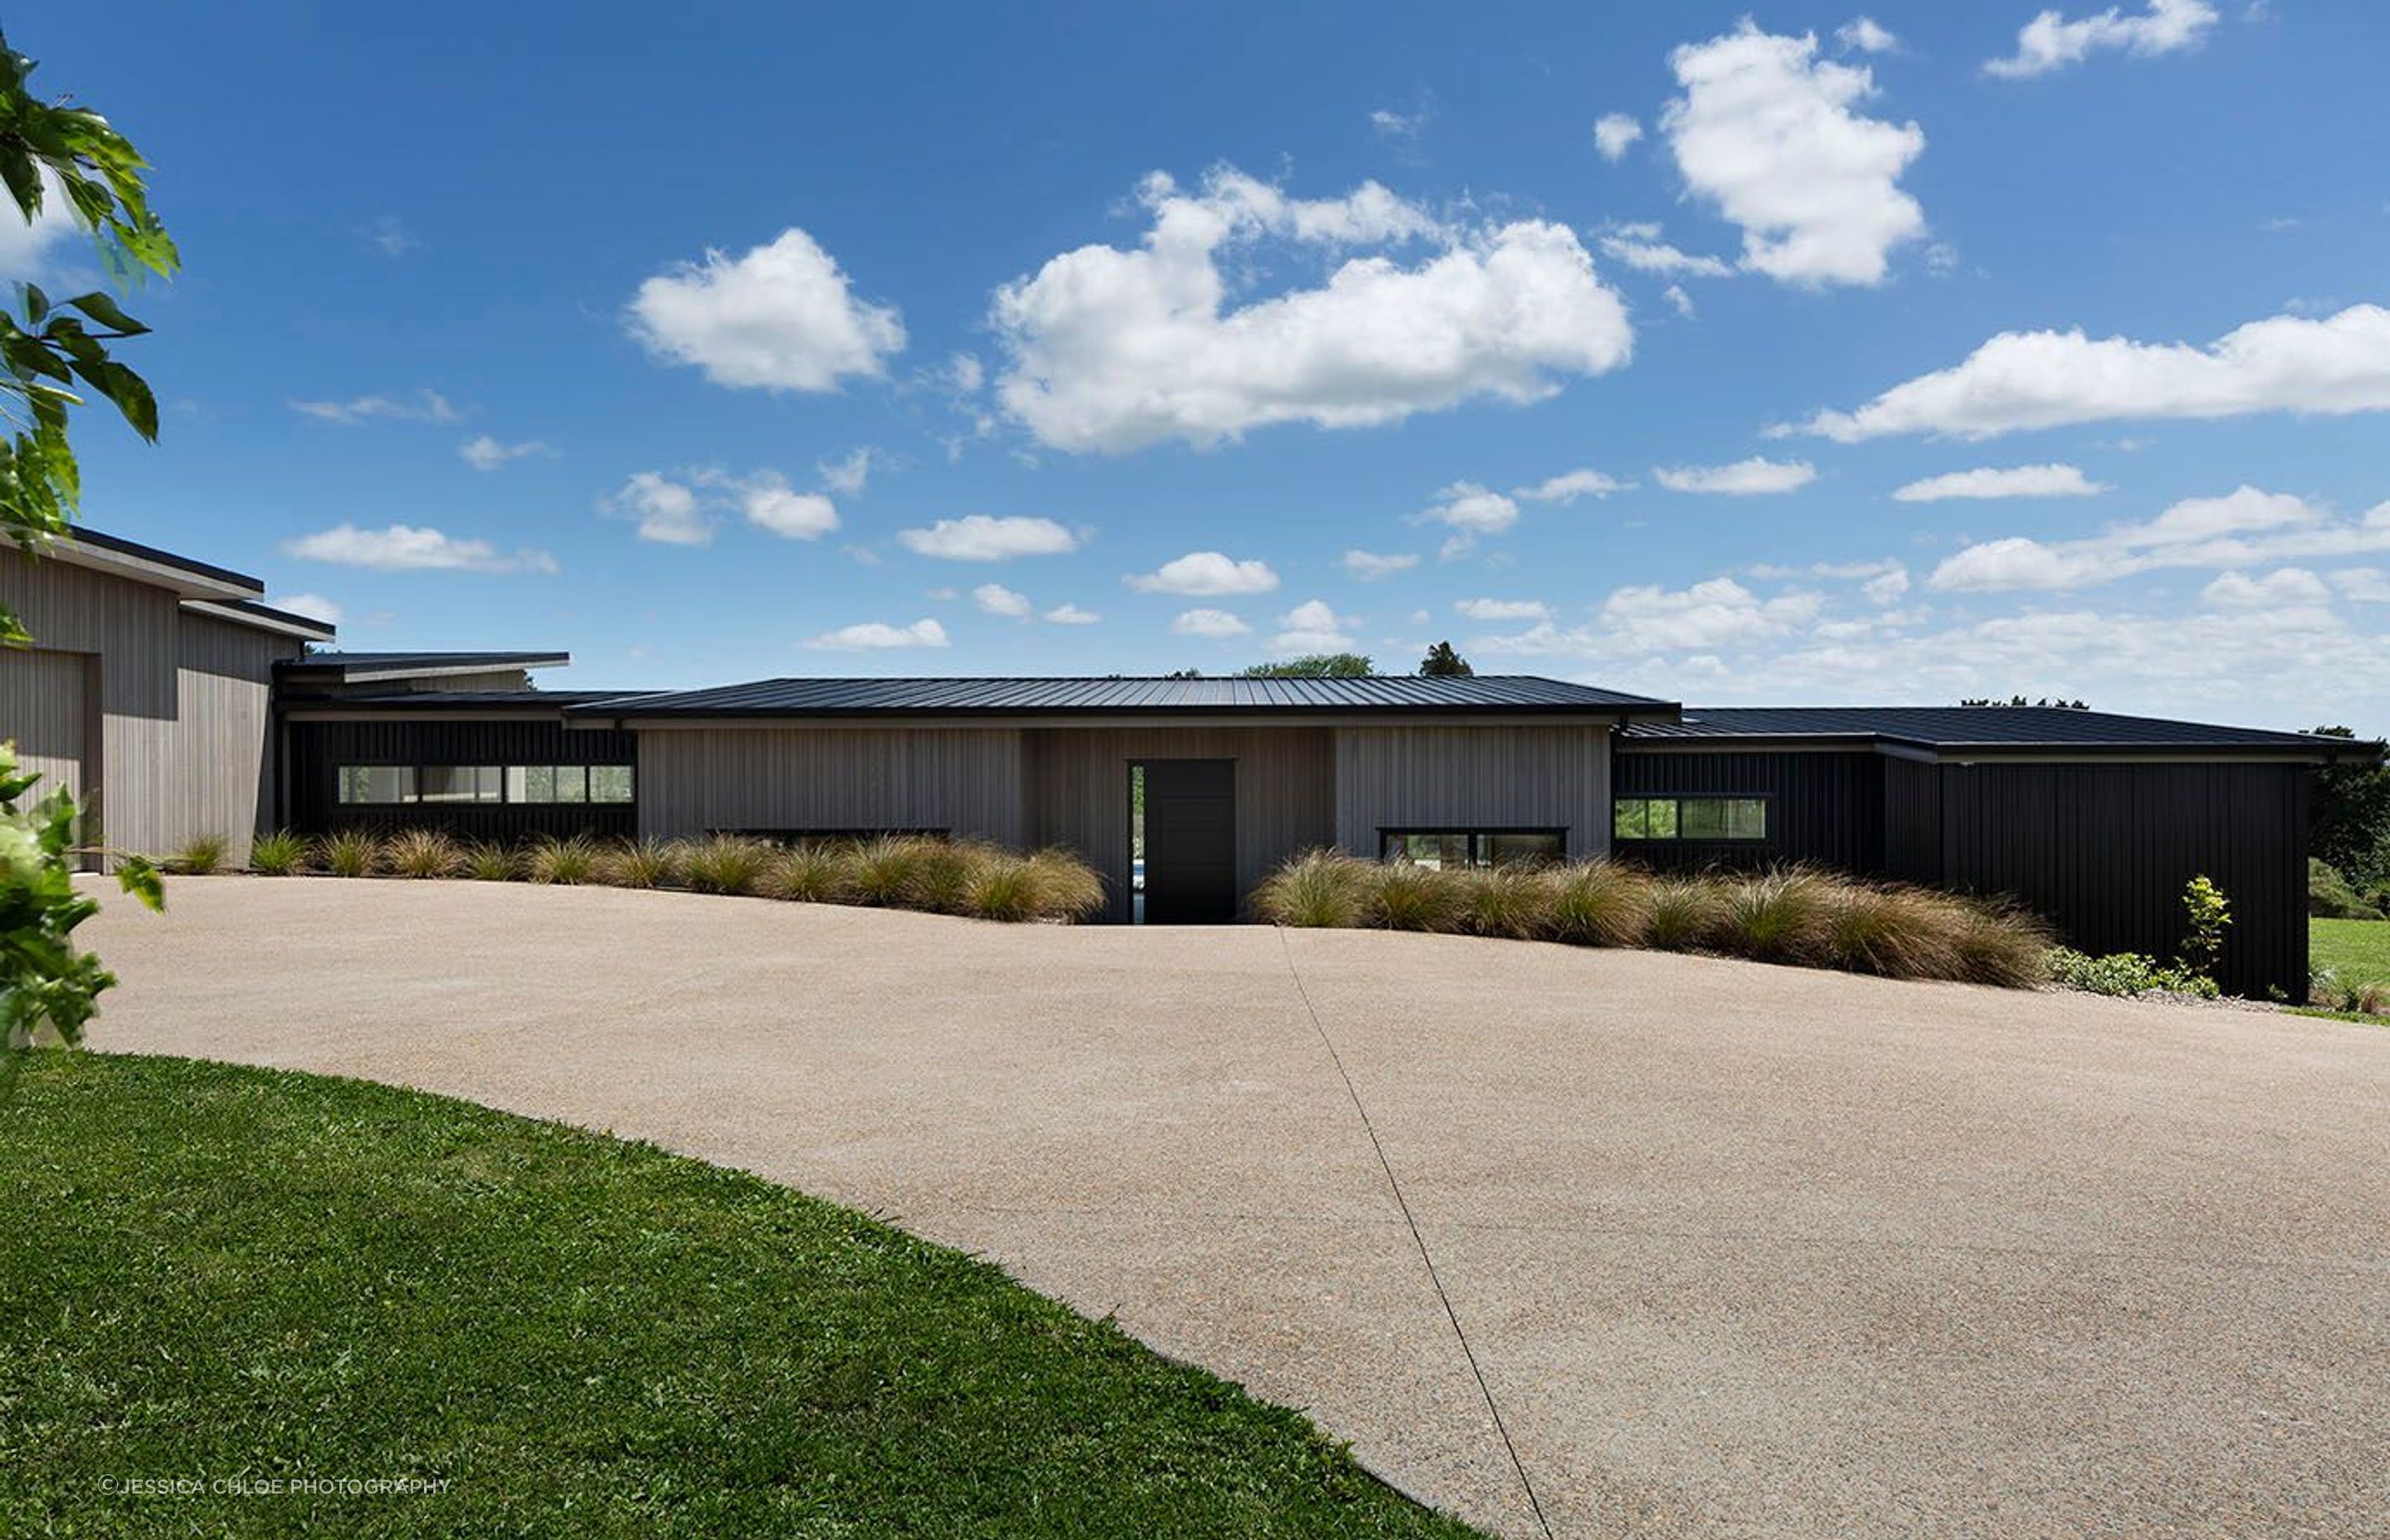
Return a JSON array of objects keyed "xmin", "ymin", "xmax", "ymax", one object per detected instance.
[
  {"xmin": 285, "ymin": 717, "xmax": 640, "ymax": 841},
  {"xmin": 1612, "ymin": 751, "xmax": 1886, "ymax": 872},
  {"xmin": 1880, "ymin": 756, "xmax": 1944, "ymax": 885}
]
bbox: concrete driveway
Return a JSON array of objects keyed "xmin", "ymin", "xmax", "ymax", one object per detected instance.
[{"xmin": 80, "ymin": 877, "xmax": 2390, "ymax": 1538}]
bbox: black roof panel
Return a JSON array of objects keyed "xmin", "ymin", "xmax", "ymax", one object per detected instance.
[
  {"xmin": 1621, "ymin": 705, "xmax": 2377, "ymax": 758},
  {"xmin": 570, "ymin": 675, "xmax": 1680, "ymax": 719}
]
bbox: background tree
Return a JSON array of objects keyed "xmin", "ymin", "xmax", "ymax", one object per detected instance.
[
  {"xmin": 2309, "ymin": 725, "xmax": 2390, "ymax": 893},
  {"xmin": 1, "ymin": 32, "xmax": 170, "ymax": 1063},
  {"xmin": 1236, "ymin": 653, "xmax": 1374, "ymax": 679},
  {"xmin": 1417, "ymin": 641, "xmax": 1472, "ymax": 677}
]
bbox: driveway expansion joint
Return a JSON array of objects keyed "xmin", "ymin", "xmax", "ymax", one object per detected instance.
[{"xmin": 1276, "ymin": 927, "xmax": 1555, "ymax": 1540}]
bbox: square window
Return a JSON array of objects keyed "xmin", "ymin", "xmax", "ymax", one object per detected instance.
[
  {"xmin": 1613, "ymin": 798, "xmax": 1647, "ymax": 840},
  {"xmin": 1728, "ymin": 798, "xmax": 1768, "ymax": 839},
  {"xmin": 590, "ymin": 765, "xmax": 635, "ymax": 803},
  {"xmin": 418, "ymin": 766, "xmax": 500, "ymax": 804},
  {"xmin": 337, "ymin": 765, "xmax": 414, "ymax": 804},
  {"xmin": 1680, "ymin": 798, "xmax": 1729, "ymax": 840},
  {"xmin": 552, "ymin": 766, "xmax": 588, "ymax": 804}
]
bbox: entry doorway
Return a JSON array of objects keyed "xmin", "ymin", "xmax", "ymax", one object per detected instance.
[{"xmin": 1130, "ymin": 758, "xmax": 1236, "ymax": 924}]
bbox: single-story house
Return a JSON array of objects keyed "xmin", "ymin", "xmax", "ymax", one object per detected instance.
[{"xmin": 3, "ymin": 528, "xmax": 2376, "ymax": 997}]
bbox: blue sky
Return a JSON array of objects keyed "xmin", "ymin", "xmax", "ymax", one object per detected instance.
[{"xmin": 13, "ymin": 1, "xmax": 2389, "ymax": 727}]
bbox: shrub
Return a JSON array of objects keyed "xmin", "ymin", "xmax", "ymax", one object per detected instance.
[
  {"xmin": 609, "ymin": 837, "xmax": 685, "ymax": 890},
  {"xmin": 1715, "ymin": 867, "xmax": 1832, "ymax": 966},
  {"xmin": 1365, "ymin": 860, "xmax": 1469, "ymax": 933},
  {"xmin": 524, "ymin": 834, "xmax": 602, "ymax": 886},
  {"xmin": 1022, "ymin": 849, "xmax": 1105, "ymax": 922},
  {"xmin": 1458, "ymin": 865, "xmax": 1558, "ymax": 940},
  {"xmin": 1822, "ymin": 883, "xmax": 1963, "ymax": 981},
  {"xmin": 963, "ymin": 851, "xmax": 1047, "ymax": 923},
  {"xmin": 385, "ymin": 828, "xmax": 461, "ymax": 880},
  {"xmin": 1545, "ymin": 860, "xmax": 1651, "ymax": 948},
  {"xmin": 2178, "ymin": 875, "xmax": 2231, "ymax": 981},
  {"xmin": 166, "ymin": 832, "xmax": 227, "ymax": 875},
  {"xmin": 1952, "ymin": 901, "xmax": 2054, "ymax": 989},
  {"xmin": 316, "ymin": 829, "xmax": 383, "ymax": 879},
  {"xmin": 761, "ymin": 843, "xmax": 849, "ymax": 904},
  {"xmin": 2307, "ymin": 859, "xmax": 2378, "ymax": 919},
  {"xmin": 461, "ymin": 841, "xmax": 520, "ymax": 882},
  {"xmin": 908, "ymin": 841, "xmax": 982, "ymax": 915},
  {"xmin": 682, "ymin": 835, "xmax": 772, "ymax": 896},
  {"xmin": 1643, "ymin": 876, "xmax": 1725, "ymax": 952},
  {"xmin": 246, "ymin": 828, "xmax": 309, "ymax": 876},
  {"xmin": 848, "ymin": 836, "xmax": 940, "ymax": 907},
  {"xmin": 2048, "ymin": 946, "xmax": 2215, "ymax": 1000},
  {"xmin": 1251, "ymin": 850, "xmax": 1366, "ymax": 928},
  {"xmin": 2308, "ymin": 968, "xmax": 2387, "ymax": 1016}
]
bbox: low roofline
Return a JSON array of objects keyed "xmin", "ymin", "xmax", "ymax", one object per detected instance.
[
  {"xmin": 1617, "ymin": 721, "xmax": 2383, "ymax": 764},
  {"xmin": 276, "ymin": 650, "xmax": 573, "ymax": 685},
  {"xmin": 182, "ymin": 597, "xmax": 339, "ymax": 643},
  {"xmin": 49, "ymin": 527, "xmax": 265, "ymax": 601}
]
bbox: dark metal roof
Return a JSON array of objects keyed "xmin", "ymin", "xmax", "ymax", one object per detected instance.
[
  {"xmin": 64, "ymin": 527, "xmax": 265, "ymax": 593},
  {"xmin": 276, "ymin": 650, "xmax": 573, "ymax": 680},
  {"xmin": 567, "ymin": 675, "xmax": 1680, "ymax": 719},
  {"xmin": 202, "ymin": 596, "xmax": 339, "ymax": 637},
  {"xmin": 1619, "ymin": 705, "xmax": 2381, "ymax": 760},
  {"xmin": 280, "ymin": 689, "xmax": 660, "ymax": 712}
]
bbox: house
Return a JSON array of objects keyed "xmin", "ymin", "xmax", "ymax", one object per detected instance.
[{"xmin": 2, "ymin": 528, "xmax": 2374, "ymax": 996}]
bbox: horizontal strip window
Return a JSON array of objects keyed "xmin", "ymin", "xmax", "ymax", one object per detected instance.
[
  {"xmin": 1613, "ymin": 796, "xmax": 1767, "ymax": 841},
  {"xmin": 336, "ymin": 765, "xmax": 635, "ymax": 806},
  {"xmin": 1379, "ymin": 829, "xmax": 1564, "ymax": 870}
]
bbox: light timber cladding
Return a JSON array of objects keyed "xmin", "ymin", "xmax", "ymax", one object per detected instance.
[
  {"xmin": 635, "ymin": 727, "xmax": 1027, "ymax": 844},
  {"xmin": 1333, "ymin": 724, "xmax": 1613, "ymax": 859},
  {"xmin": 0, "ymin": 647, "xmax": 91, "ymax": 805},
  {"xmin": 174, "ymin": 612, "xmax": 293, "ymax": 865},
  {"xmin": 1024, "ymin": 726, "xmax": 1337, "ymax": 923}
]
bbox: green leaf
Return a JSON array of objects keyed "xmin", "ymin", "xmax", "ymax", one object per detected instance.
[
  {"xmin": 62, "ymin": 290, "xmax": 145, "ymax": 336},
  {"xmin": 66, "ymin": 358, "xmax": 155, "ymax": 440}
]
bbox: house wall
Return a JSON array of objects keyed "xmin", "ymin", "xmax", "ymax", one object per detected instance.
[
  {"xmin": 1333, "ymin": 724, "xmax": 1612, "ymax": 860},
  {"xmin": 288, "ymin": 715, "xmax": 641, "ymax": 841},
  {"xmin": 1023, "ymin": 726, "xmax": 1337, "ymax": 923},
  {"xmin": 176, "ymin": 611, "xmax": 300, "ymax": 865},
  {"xmin": 636, "ymin": 726, "xmax": 1026, "ymax": 845},
  {"xmin": 1612, "ymin": 748, "xmax": 1887, "ymax": 873}
]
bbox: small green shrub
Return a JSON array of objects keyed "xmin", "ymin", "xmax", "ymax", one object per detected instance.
[
  {"xmin": 1644, "ymin": 876, "xmax": 1725, "ymax": 952},
  {"xmin": 2178, "ymin": 875, "xmax": 2231, "ymax": 980},
  {"xmin": 762, "ymin": 842, "xmax": 849, "ymax": 904},
  {"xmin": 2309, "ymin": 859, "xmax": 2377, "ymax": 919},
  {"xmin": 525, "ymin": 834, "xmax": 602, "ymax": 886},
  {"xmin": 2049, "ymin": 947, "xmax": 2217, "ymax": 1000},
  {"xmin": 1458, "ymin": 865, "xmax": 1557, "ymax": 940},
  {"xmin": 1366, "ymin": 861, "xmax": 1469, "ymax": 932},
  {"xmin": 682, "ymin": 835, "xmax": 772, "ymax": 896},
  {"xmin": 1251, "ymin": 850, "xmax": 1365, "ymax": 928},
  {"xmin": 385, "ymin": 828, "xmax": 461, "ymax": 880},
  {"xmin": 246, "ymin": 828, "xmax": 309, "ymax": 876},
  {"xmin": 461, "ymin": 841, "xmax": 520, "ymax": 881},
  {"xmin": 166, "ymin": 832, "xmax": 227, "ymax": 875},
  {"xmin": 1545, "ymin": 860, "xmax": 1651, "ymax": 948},
  {"xmin": 316, "ymin": 829, "xmax": 383, "ymax": 879},
  {"xmin": 610, "ymin": 836, "xmax": 686, "ymax": 890}
]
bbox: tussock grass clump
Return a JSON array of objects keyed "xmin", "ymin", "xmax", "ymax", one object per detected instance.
[
  {"xmin": 1822, "ymin": 883, "xmax": 1963, "ymax": 980},
  {"xmin": 1459, "ymin": 865, "xmax": 1558, "ymax": 940},
  {"xmin": 1644, "ymin": 876, "xmax": 1727, "ymax": 952},
  {"xmin": 762, "ymin": 843, "xmax": 850, "ymax": 904},
  {"xmin": 525, "ymin": 834, "xmax": 603, "ymax": 886},
  {"xmin": 1251, "ymin": 849, "xmax": 1366, "ymax": 928},
  {"xmin": 167, "ymin": 832, "xmax": 227, "ymax": 875},
  {"xmin": 461, "ymin": 841, "xmax": 520, "ymax": 882},
  {"xmin": 246, "ymin": 828, "xmax": 310, "ymax": 876},
  {"xmin": 1957, "ymin": 901, "xmax": 2055, "ymax": 989},
  {"xmin": 1024, "ymin": 849, "xmax": 1106, "ymax": 922},
  {"xmin": 1715, "ymin": 866, "xmax": 1833, "ymax": 966},
  {"xmin": 848, "ymin": 835, "xmax": 940, "ymax": 907},
  {"xmin": 963, "ymin": 851, "xmax": 1047, "ymax": 924},
  {"xmin": 908, "ymin": 841, "xmax": 983, "ymax": 915},
  {"xmin": 1366, "ymin": 861, "xmax": 1470, "ymax": 932},
  {"xmin": 386, "ymin": 828, "xmax": 462, "ymax": 880},
  {"xmin": 1546, "ymin": 860, "xmax": 1651, "ymax": 948},
  {"xmin": 682, "ymin": 835, "xmax": 773, "ymax": 896},
  {"xmin": 316, "ymin": 829, "xmax": 383, "ymax": 879},
  {"xmin": 608, "ymin": 836, "xmax": 685, "ymax": 890}
]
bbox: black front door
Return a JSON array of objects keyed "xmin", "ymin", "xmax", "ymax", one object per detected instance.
[{"xmin": 1141, "ymin": 759, "xmax": 1236, "ymax": 924}]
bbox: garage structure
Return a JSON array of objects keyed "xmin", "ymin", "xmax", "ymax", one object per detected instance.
[{"xmin": 2, "ymin": 529, "xmax": 2378, "ymax": 995}]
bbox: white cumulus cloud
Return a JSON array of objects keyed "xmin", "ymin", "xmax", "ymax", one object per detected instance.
[
  {"xmin": 605, "ymin": 470, "xmax": 714, "ymax": 545},
  {"xmin": 1655, "ymin": 456, "xmax": 1817, "ymax": 495},
  {"xmin": 1593, "ymin": 113, "xmax": 1644, "ymax": 162},
  {"xmin": 802, "ymin": 618, "xmax": 949, "ymax": 651},
  {"xmin": 1343, "ymin": 549, "xmax": 1422, "ymax": 581},
  {"xmin": 284, "ymin": 523, "xmax": 556, "ymax": 574},
  {"xmin": 1456, "ymin": 597, "xmax": 1551, "ymax": 621},
  {"xmin": 1172, "ymin": 607, "xmax": 1251, "ymax": 638},
  {"xmin": 733, "ymin": 471, "xmax": 840, "ymax": 540},
  {"xmin": 1271, "ymin": 598, "xmax": 1357, "ymax": 653},
  {"xmin": 990, "ymin": 167, "xmax": 1632, "ymax": 452},
  {"xmin": 458, "ymin": 435, "xmax": 551, "ymax": 471},
  {"xmin": 1044, "ymin": 602, "xmax": 1102, "ymax": 625},
  {"xmin": 627, "ymin": 227, "xmax": 905, "ymax": 392},
  {"xmin": 1891, "ymin": 464, "xmax": 2108, "ymax": 501},
  {"xmin": 817, "ymin": 446, "xmax": 881, "ymax": 495},
  {"xmin": 1418, "ymin": 480, "xmax": 1520, "ymax": 534},
  {"xmin": 1514, "ymin": 467, "xmax": 1632, "ymax": 503},
  {"xmin": 1837, "ymin": 17, "xmax": 1900, "ymax": 53},
  {"xmin": 1985, "ymin": 0, "xmax": 2218, "ymax": 79},
  {"xmin": 1126, "ymin": 551, "xmax": 1280, "ymax": 595},
  {"xmin": 2201, "ymin": 567, "xmax": 2331, "ymax": 609},
  {"xmin": 1792, "ymin": 304, "xmax": 2390, "ymax": 441},
  {"xmin": 275, "ymin": 592, "xmax": 344, "ymax": 625},
  {"xmin": 973, "ymin": 582, "xmax": 1033, "ymax": 617},
  {"xmin": 290, "ymin": 390, "xmax": 459, "ymax": 426},
  {"xmin": 1929, "ymin": 485, "xmax": 2390, "ymax": 592},
  {"xmin": 1662, "ymin": 22, "xmax": 1927, "ymax": 287},
  {"xmin": 897, "ymin": 514, "xmax": 1079, "ymax": 561},
  {"xmin": 1597, "ymin": 222, "xmax": 1735, "ymax": 278}
]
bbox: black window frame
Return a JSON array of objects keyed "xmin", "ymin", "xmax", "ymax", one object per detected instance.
[
  {"xmin": 1376, "ymin": 826, "xmax": 1568, "ymax": 869},
  {"xmin": 332, "ymin": 762, "xmax": 637, "ymax": 807},
  {"xmin": 1611, "ymin": 794, "xmax": 1771, "ymax": 844}
]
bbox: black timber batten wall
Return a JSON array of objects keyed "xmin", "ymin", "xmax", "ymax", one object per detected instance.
[
  {"xmin": 285, "ymin": 716, "xmax": 638, "ymax": 841},
  {"xmin": 1617, "ymin": 747, "xmax": 2312, "ymax": 997}
]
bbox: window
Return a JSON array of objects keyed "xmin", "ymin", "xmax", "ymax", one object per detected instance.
[
  {"xmin": 1380, "ymin": 830, "xmax": 1564, "ymax": 869},
  {"xmin": 509, "ymin": 765, "xmax": 588, "ymax": 804},
  {"xmin": 1612, "ymin": 797, "xmax": 1767, "ymax": 842},
  {"xmin": 590, "ymin": 765, "xmax": 635, "ymax": 804},
  {"xmin": 417, "ymin": 766, "xmax": 501, "ymax": 804},
  {"xmin": 337, "ymin": 765, "xmax": 415, "ymax": 804}
]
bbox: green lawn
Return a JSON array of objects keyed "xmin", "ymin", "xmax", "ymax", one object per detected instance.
[
  {"xmin": 1, "ymin": 1053, "xmax": 1479, "ymax": 1539},
  {"xmin": 2312, "ymin": 917, "xmax": 2390, "ymax": 990}
]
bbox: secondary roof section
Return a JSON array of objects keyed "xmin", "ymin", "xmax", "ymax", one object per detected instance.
[
  {"xmin": 568, "ymin": 675, "xmax": 1682, "ymax": 721},
  {"xmin": 276, "ymin": 651, "xmax": 573, "ymax": 686},
  {"xmin": 1621, "ymin": 705, "xmax": 2380, "ymax": 761}
]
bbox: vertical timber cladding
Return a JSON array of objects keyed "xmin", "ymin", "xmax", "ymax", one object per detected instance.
[
  {"xmin": 1023, "ymin": 727, "xmax": 1336, "ymax": 924},
  {"xmin": 177, "ymin": 612, "xmax": 301, "ymax": 865},
  {"xmin": 1334, "ymin": 724, "xmax": 1612, "ymax": 859},
  {"xmin": 1610, "ymin": 748, "xmax": 1887, "ymax": 873},
  {"xmin": 1935, "ymin": 759, "xmax": 2310, "ymax": 999},
  {"xmin": 637, "ymin": 726, "xmax": 1027, "ymax": 846}
]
